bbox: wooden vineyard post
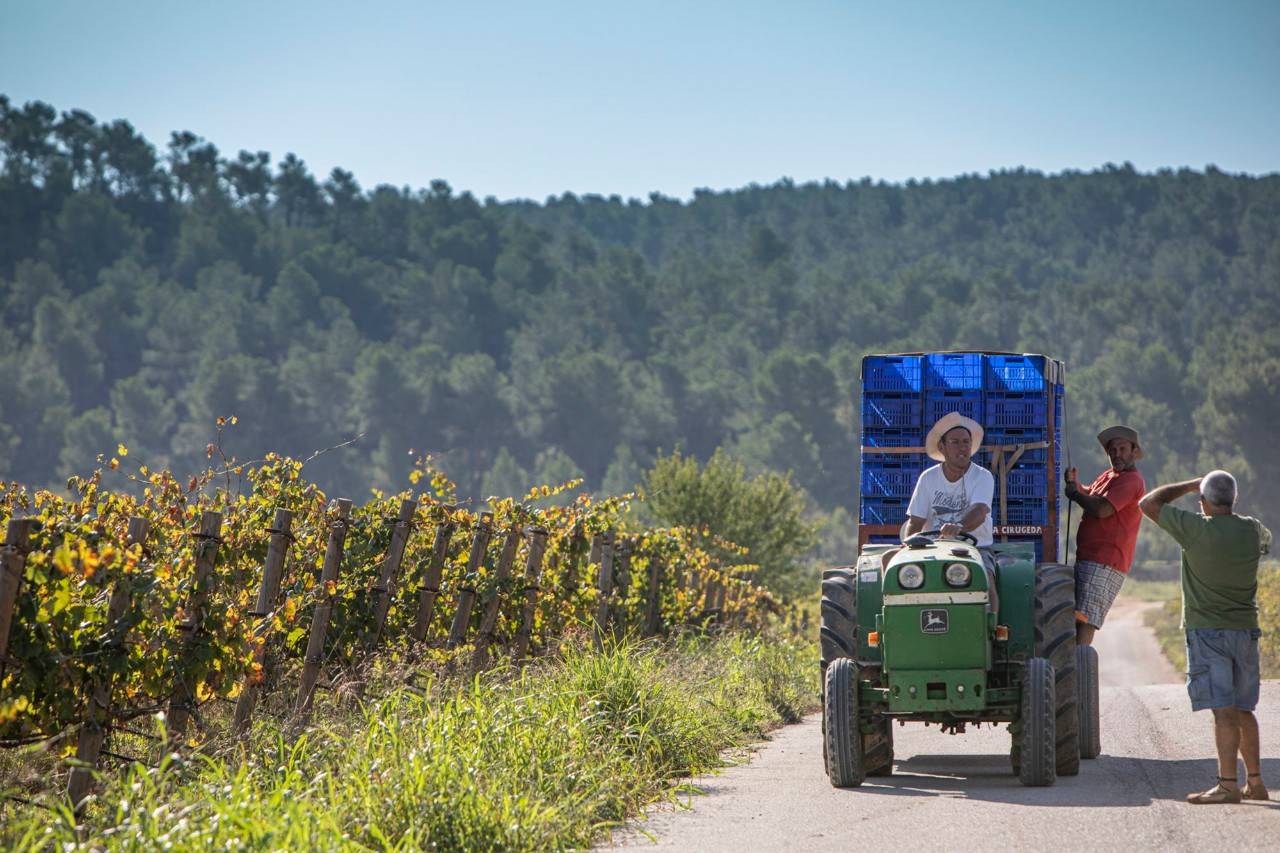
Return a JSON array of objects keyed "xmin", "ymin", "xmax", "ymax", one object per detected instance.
[
  {"xmin": 591, "ymin": 532, "xmax": 616, "ymax": 647},
  {"xmin": 67, "ymin": 516, "xmax": 149, "ymax": 810},
  {"xmin": 588, "ymin": 532, "xmax": 603, "ymax": 571},
  {"xmin": 364, "ymin": 498, "xmax": 417, "ymax": 649},
  {"xmin": 611, "ymin": 537, "xmax": 633, "ymax": 635},
  {"xmin": 511, "ymin": 528, "xmax": 548, "ymax": 663},
  {"xmin": 560, "ymin": 522, "xmax": 583, "ymax": 597},
  {"xmin": 447, "ymin": 513, "xmax": 493, "ymax": 648},
  {"xmin": 0, "ymin": 518, "xmax": 39, "ymax": 678},
  {"xmin": 412, "ymin": 508, "xmax": 457, "ymax": 642},
  {"xmin": 725, "ymin": 584, "xmax": 742, "ymax": 628},
  {"xmin": 712, "ymin": 581, "xmax": 728, "ymax": 625},
  {"xmin": 643, "ymin": 554, "xmax": 664, "ymax": 637},
  {"xmin": 233, "ymin": 508, "xmax": 294, "ymax": 735},
  {"xmin": 471, "ymin": 526, "xmax": 522, "ymax": 670},
  {"xmin": 684, "ymin": 567, "xmax": 703, "ymax": 625},
  {"xmin": 166, "ymin": 511, "xmax": 224, "ymax": 738},
  {"xmin": 294, "ymin": 499, "xmax": 352, "ymax": 717}
]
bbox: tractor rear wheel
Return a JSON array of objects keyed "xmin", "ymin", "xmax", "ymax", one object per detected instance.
[
  {"xmin": 1018, "ymin": 656, "xmax": 1057, "ymax": 787},
  {"xmin": 1034, "ymin": 562, "xmax": 1079, "ymax": 776},
  {"xmin": 1077, "ymin": 644, "xmax": 1101, "ymax": 759},
  {"xmin": 823, "ymin": 658, "xmax": 866, "ymax": 787},
  {"xmin": 820, "ymin": 567, "xmax": 858, "ymax": 677},
  {"xmin": 865, "ymin": 716, "xmax": 894, "ymax": 776}
]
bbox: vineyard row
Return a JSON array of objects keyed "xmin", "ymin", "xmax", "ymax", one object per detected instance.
[{"xmin": 0, "ymin": 456, "xmax": 790, "ymax": 810}]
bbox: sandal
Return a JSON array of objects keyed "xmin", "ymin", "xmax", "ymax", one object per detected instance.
[
  {"xmin": 1187, "ymin": 777, "xmax": 1242, "ymax": 805},
  {"xmin": 1243, "ymin": 773, "xmax": 1269, "ymax": 801}
]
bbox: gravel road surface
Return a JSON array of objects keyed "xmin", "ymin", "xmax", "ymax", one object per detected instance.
[{"xmin": 605, "ymin": 597, "xmax": 1279, "ymax": 852}]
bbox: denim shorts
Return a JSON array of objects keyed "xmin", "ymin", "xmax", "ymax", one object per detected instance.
[{"xmin": 1185, "ymin": 627, "xmax": 1263, "ymax": 712}]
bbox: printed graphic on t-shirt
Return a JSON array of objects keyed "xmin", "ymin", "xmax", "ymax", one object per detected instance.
[{"xmin": 929, "ymin": 489, "xmax": 969, "ymax": 523}]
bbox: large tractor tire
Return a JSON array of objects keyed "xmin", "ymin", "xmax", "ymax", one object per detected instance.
[
  {"xmin": 865, "ymin": 716, "xmax": 895, "ymax": 776},
  {"xmin": 823, "ymin": 658, "xmax": 866, "ymax": 787},
  {"xmin": 820, "ymin": 567, "xmax": 858, "ymax": 676},
  {"xmin": 1033, "ymin": 562, "xmax": 1079, "ymax": 776},
  {"xmin": 1077, "ymin": 644, "xmax": 1101, "ymax": 759},
  {"xmin": 1018, "ymin": 657, "xmax": 1057, "ymax": 787}
]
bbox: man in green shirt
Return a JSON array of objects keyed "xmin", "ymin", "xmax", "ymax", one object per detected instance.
[{"xmin": 1140, "ymin": 470, "xmax": 1272, "ymax": 804}]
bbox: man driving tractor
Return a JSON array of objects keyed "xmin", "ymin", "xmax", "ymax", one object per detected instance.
[
  {"xmin": 903, "ymin": 412, "xmax": 994, "ymax": 545},
  {"xmin": 897, "ymin": 413, "xmax": 999, "ymax": 607}
]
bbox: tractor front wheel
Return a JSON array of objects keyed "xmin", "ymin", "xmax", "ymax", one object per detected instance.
[
  {"xmin": 1018, "ymin": 656, "xmax": 1057, "ymax": 787},
  {"xmin": 823, "ymin": 658, "xmax": 866, "ymax": 787},
  {"xmin": 1077, "ymin": 644, "xmax": 1101, "ymax": 759}
]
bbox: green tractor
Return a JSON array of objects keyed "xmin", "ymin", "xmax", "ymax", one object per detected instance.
[{"xmin": 820, "ymin": 533, "xmax": 1099, "ymax": 787}]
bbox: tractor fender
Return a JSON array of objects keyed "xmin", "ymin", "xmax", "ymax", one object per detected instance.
[{"xmin": 995, "ymin": 557, "xmax": 1036, "ymax": 658}]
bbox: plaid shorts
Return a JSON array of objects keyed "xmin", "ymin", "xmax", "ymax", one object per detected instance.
[{"xmin": 1075, "ymin": 560, "xmax": 1126, "ymax": 629}]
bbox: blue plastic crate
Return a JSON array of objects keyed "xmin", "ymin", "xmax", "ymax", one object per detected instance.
[
  {"xmin": 867, "ymin": 534, "xmax": 898, "ymax": 546},
  {"xmin": 863, "ymin": 427, "xmax": 924, "ymax": 448},
  {"xmin": 925, "ymin": 390, "xmax": 983, "ymax": 424},
  {"xmin": 993, "ymin": 499, "xmax": 1048, "ymax": 526},
  {"xmin": 862, "ymin": 392, "xmax": 924, "ymax": 429},
  {"xmin": 986, "ymin": 392, "xmax": 1050, "ymax": 428},
  {"xmin": 860, "ymin": 496, "xmax": 910, "ymax": 525},
  {"xmin": 925, "ymin": 353, "xmax": 984, "ymax": 391},
  {"xmin": 1004, "ymin": 464, "xmax": 1049, "ymax": 499},
  {"xmin": 860, "ymin": 453, "xmax": 927, "ymax": 498},
  {"xmin": 985, "ymin": 355, "xmax": 1048, "ymax": 391},
  {"xmin": 984, "ymin": 427, "xmax": 1050, "ymax": 456},
  {"xmin": 862, "ymin": 355, "xmax": 923, "ymax": 392}
]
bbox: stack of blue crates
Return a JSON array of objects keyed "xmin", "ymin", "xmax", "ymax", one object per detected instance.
[{"xmin": 860, "ymin": 352, "xmax": 1065, "ymax": 561}]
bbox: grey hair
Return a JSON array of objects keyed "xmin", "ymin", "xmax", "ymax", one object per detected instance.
[{"xmin": 1201, "ymin": 470, "xmax": 1237, "ymax": 508}]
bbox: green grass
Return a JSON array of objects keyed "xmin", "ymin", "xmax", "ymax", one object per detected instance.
[
  {"xmin": 1142, "ymin": 598, "xmax": 1188, "ymax": 674},
  {"xmin": 1120, "ymin": 578, "xmax": 1181, "ymax": 603},
  {"xmin": 1140, "ymin": 561, "xmax": 1280, "ymax": 679},
  {"xmin": 1, "ymin": 632, "xmax": 815, "ymax": 851}
]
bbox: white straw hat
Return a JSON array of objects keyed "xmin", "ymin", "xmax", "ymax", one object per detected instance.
[{"xmin": 925, "ymin": 412, "xmax": 984, "ymax": 462}]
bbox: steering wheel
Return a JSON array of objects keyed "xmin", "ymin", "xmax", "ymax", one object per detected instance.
[{"xmin": 908, "ymin": 529, "xmax": 979, "ymax": 547}]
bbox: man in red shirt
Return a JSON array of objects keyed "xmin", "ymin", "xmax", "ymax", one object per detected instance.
[{"xmin": 1064, "ymin": 425, "xmax": 1147, "ymax": 645}]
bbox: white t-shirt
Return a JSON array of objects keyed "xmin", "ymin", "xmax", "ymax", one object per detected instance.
[{"xmin": 907, "ymin": 463, "xmax": 996, "ymax": 547}]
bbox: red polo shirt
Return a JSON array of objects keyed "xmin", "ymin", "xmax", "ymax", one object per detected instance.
[{"xmin": 1075, "ymin": 468, "xmax": 1146, "ymax": 573}]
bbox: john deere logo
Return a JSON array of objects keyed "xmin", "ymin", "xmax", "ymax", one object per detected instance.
[{"xmin": 921, "ymin": 609, "xmax": 948, "ymax": 634}]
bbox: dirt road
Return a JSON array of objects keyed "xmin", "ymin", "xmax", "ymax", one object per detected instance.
[{"xmin": 606, "ymin": 597, "xmax": 1279, "ymax": 852}]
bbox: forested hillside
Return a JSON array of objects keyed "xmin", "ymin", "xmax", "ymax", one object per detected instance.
[{"xmin": 2, "ymin": 97, "xmax": 1278, "ymax": 562}]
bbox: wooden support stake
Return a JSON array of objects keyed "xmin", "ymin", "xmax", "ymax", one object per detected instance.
[
  {"xmin": 612, "ymin": 537, "xmax": 633, "ymax": 634},
  {"xmin": 447, "ymin": 513, "xmax": 493, "ymax": 648},
  {"xmin": 592, "ymin": 531, "xmax": 616, "ymax": 646},
  {"xmin": 294, "ymin": 500, "xmax": 352, "ymax": 716},
  {"xmin": 471, "ymin": 526, "xmax": 522, "ymax": 669},
  {"xmin": 365, "ymin": 498, "xmax": 417, "ymax": 649},
  {"xmin": 560, "ymin": 522, "xmax": 584, "ymax": 597},
  {"xmin": 233, "ymin": 508, "xmax": 294, "ymax": 735},
  {"xmin": 167, "ymin": 511, "xmax": 223, "ymax": 737},
  {"xmin": 68, "ymin": 517, "xmax": 149, "ymax": 810},
  {"xmin": 0, "ymin": 518, "xmax": 39, "ymax": 677},
  {"xmin": 412, "ymin": 509, "xmax": 457, "ymax": 642},
  {"xmin": 512, "ymin": 528, "xmax": 548, "ymax": 663},
  {"xmin": 643, "ymin": 554, "xmax": 664, "ymax": 637}
]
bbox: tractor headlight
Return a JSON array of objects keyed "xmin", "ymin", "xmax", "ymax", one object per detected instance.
[
  {"xmin": 897, "ymin": 563, "xmax": 924, "ymax": 589},
  {"xmin": 944, "ymin": 563, "xmax": 972, "ymax": 588}
]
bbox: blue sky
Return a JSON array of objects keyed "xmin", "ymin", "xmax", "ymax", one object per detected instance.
[{"xmin": 2, "ymin": 0, "xmax": 1277, "ymax": 201}]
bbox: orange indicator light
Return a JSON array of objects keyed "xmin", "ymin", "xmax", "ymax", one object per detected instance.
[
  {"xmin": 994, "ymin": 625, "xmax": 1010, "ymax": 642},
  {"xmin": 868, "ymin": 631, "xmax": 880, "ymax": 647}
]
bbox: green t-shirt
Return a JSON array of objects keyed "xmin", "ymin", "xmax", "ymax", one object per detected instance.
[{"xmin": 1157, "ymin": 504, "xmax": 1271, "ymax": 630}]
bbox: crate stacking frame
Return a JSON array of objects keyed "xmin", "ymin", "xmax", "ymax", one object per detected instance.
[{"xmin": 858, "ymin": 352, "xmax": 1066, "ymax": 563}]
